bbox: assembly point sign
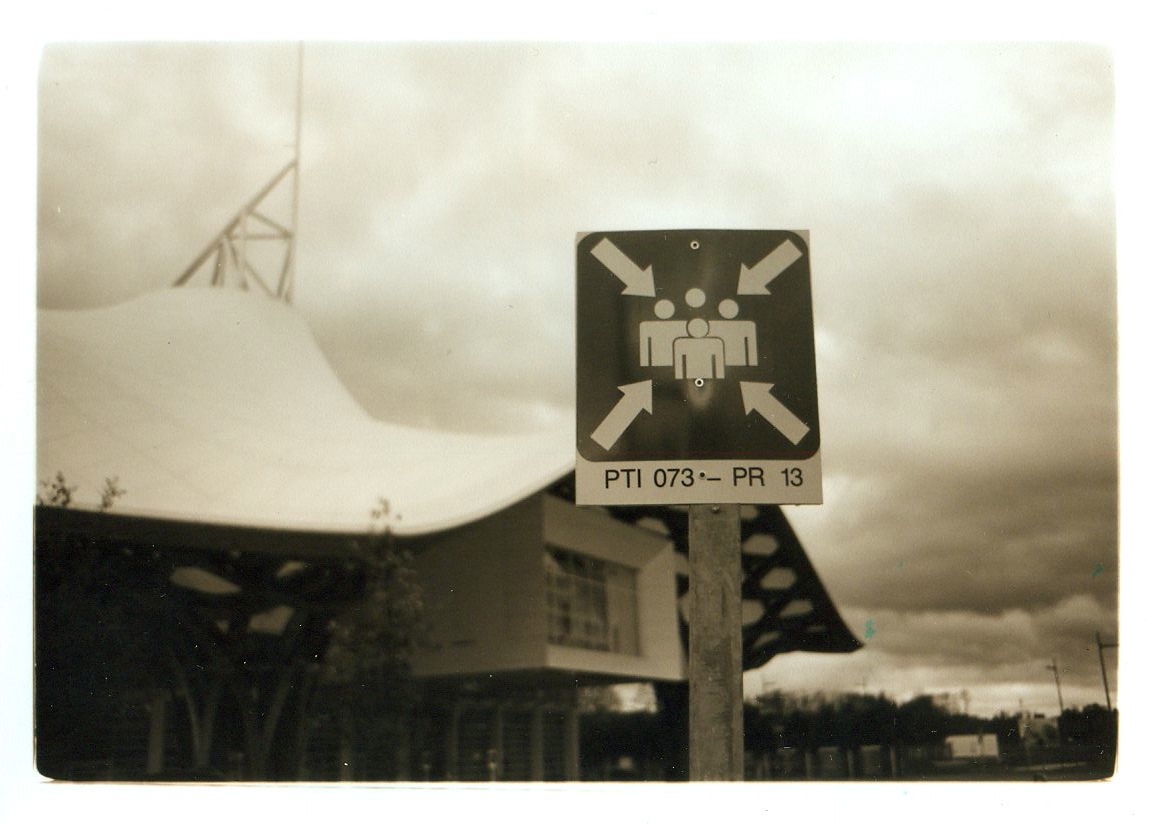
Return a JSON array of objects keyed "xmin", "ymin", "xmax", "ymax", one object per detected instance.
[{"xmin": 575, "ymin": 229, "xmax": 822, "ymax": 506}]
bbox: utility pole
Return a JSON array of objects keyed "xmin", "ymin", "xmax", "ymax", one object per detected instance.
[
  {"xmin": 1045, "ymin": 658, "xmax": 1065, "ymax": 715},
  {"xmin": 1096, "ymin": 632, "xmax": 1118, "ymax": 712}
]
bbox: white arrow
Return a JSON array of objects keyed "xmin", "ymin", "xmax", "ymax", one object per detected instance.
[
  {"xmin": 737, "ymin": 239, "xmax": 803, "ymax": 295},
  {"xmin": 591, "ymin": 238, "xmax": 656, "ymax": 297},
  {"xmin": 591, "ymin": 380, "xmax": 653, "ymax": 450},
  {"xmin": 740, "ymin": 382, "xmax": 810, "ymax": 445}
]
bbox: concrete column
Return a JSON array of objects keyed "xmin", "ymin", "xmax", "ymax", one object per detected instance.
[
  {"xmin": 490, "ymin": 703, "xmax": 505, "ymax": 781},
  {"xmin": 146, "ymin": 690, "xmax": 169, "ymax": 776},
  {"xmin": 530, "ymin": 705, "xmax": 544, "ymax": 781},
  {"xmin": 446, "ymin": 703, "xmax": 461, "ymax": 780},
  {"xmin": 338, "ymin": 701, "xmax": 354, "ymax": 781},
  {"xmin": 565, "ymin": 707, "xmax": 580, "ymax": 781}
]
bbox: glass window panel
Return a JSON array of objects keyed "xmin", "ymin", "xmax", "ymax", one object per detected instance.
[{"xmin": 544, "ymin": 547, "xmax": 638, "ymax": 654}]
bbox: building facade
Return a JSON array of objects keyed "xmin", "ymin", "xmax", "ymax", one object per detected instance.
[{"xmin": 36, "ymin": 289, "xmax": 859, "ymax": 781}]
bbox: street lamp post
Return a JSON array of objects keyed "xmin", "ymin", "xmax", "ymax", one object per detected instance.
[
  {"xmin": 1096, "ymin": 632, "xmax": 1118, "ymax": 712},
  {"xmin": 1045, "ymin": 658, "xmax": 1064, "ymax": 715}
]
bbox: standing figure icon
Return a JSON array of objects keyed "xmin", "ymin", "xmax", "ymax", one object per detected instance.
[
  {"xmin": 711, "ymin": 299, "xmax": 758, "ymax": 367},
  {"xmin": 639, "ymin": 299, "xmax": 685, "ymax": 367},
  {"xmin": 673, "ymin": 318, "xmax": 725, "ymax": 381}
]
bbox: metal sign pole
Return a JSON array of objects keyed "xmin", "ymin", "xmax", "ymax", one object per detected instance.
[{"xmin": 688, "ymin": 503, "xmax": 744, "ymax": 781}]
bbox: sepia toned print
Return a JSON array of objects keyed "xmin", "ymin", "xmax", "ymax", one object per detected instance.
[{"xmin": 34, "ymin": 42, "xmax": 1116, "ymax": 782}]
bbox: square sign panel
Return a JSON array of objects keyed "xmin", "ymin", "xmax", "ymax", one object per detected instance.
[{"xmin": 576, "ymin": 229, "xmax": 822, "ymax": 505}]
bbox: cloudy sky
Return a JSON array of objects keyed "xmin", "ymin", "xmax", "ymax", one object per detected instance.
[{"xmin": 31, "ymin": 39, "xmax": 1121, "ymax": 719}]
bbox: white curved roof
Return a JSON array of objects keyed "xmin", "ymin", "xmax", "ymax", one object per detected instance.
[{"xmin": 37, "ymin": 289, "xmax": 574, "ymax": 536}]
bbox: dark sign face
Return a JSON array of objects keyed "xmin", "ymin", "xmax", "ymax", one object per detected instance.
[{"xmin": 576, "ymin": 229, "xmax": 820, "ymax": 465}]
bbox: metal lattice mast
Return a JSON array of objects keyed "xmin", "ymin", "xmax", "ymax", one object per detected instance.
[{"xmin": 174, "ymin": 44, "xmax": 303, "ymax": 304}]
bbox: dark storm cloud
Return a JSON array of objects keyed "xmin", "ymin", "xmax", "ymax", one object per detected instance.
[
  {"xmin": 813, "ymin": 464, "xmax": 1118, "ymax": 614},
  {"xmin": 843, "ymin": 594, "xmax": 1115, "ymax": 694},
  {"xmin": 789, "ymin": 51, "xmax": 1118, "ymax": 639}
]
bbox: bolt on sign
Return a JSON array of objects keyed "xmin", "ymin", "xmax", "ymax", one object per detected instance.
[{"xmin": 576, "ymin": 229, "xmax": 822, "ymax": 505}]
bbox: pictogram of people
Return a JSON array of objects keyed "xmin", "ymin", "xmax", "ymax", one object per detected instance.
[
  {"xmin": 639, "ymin": 288, "xmax": 759, "ymax": 383},
  {"xmin": 711, "ymin": 298, "xmax": 758, "ymax": 366}
]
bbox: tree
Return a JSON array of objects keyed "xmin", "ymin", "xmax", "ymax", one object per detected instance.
[
  {"xmin": 308, "ymin": 499, "xmax": 425, "ymax": 779},
  {"xmin": 36, "ymin": 484, "xmax": 424, "ymax": 781},
  {"xmin": 35, "ymin": 511, "xmax": 173, "ymax": 778},
  {"xmin": 37, "ymin": 471, "xmax": 77, "ymax": 507},
  {"xmin": 99, "ymin": 476, "xmax": 126, "ymax": 510},
  {"xmin": 36, "ymin": 472, "xmax": 125, "ymax": 511},
  {"xmin": 894, "ymin": 695, "xmax": 951, "ymax": 745},
  {"xmin": 1058, "ymin": 704, "xmax": 1118, "ymax": 765}
]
